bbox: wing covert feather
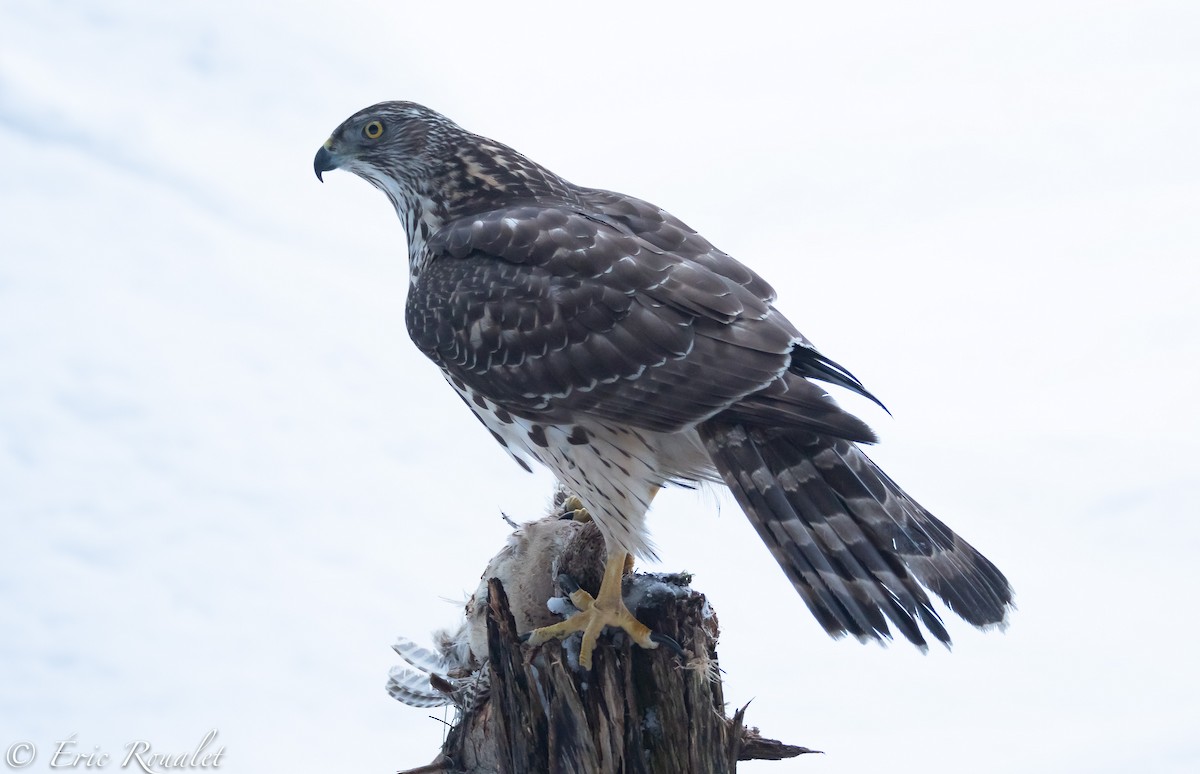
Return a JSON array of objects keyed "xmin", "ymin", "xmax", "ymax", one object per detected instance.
[
  {"xmin": 408, "ymin": 206, "xmax": 795, "ymax": 431},
  {"xmin": 407, "ymin": 203, "xmax": 873, "ymax": 439}
]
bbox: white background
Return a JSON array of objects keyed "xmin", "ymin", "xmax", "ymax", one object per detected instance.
[{"xmin": 2, "ymin": 2, "xmax": 1197, "ymax": 772}]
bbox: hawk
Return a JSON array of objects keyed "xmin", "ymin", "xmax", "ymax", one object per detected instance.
[{"xmin": 315, "ymin": 102, "xmax": 1013, "ymax": 667}]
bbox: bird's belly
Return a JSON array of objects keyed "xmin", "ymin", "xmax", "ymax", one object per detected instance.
[{"xmin": 443, "ymin": 375, "xmax": 713, "ymax": 559}]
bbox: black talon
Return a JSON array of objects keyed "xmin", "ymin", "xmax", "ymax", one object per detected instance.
[
  {"xmin": 650, "ymin": 632, "xmax": 686, "ymax": 660},
  {"xmin": 518, "ymin": 632, "xmax": 532, "ymax": 643},
  {"xmin": 557, "ymin": 573, "xmax": 581, "ymax": 595}
]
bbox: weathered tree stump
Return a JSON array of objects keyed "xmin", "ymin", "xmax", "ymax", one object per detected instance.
[{"xmin": 398, "ymin": 520, "xmax": 813, "ymax": 773}]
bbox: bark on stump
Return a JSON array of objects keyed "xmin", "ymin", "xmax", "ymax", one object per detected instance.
[{"xmin": 400, "ymin": 523, "xmax": 813, "ymax": 773}]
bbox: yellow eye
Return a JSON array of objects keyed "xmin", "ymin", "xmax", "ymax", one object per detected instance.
[{"xmin": 363, "ymin": 120, "xmax": 384, "ymax": 140}]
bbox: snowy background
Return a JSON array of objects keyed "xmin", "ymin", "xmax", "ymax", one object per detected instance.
[{"xmin": 2, "ymin": 1, "xmax": 1198, "ymax": 772}]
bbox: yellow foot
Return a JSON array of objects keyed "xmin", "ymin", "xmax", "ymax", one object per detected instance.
[
  {"xmin": 522, "ymin": 580, "xmax": 656, "ymax": 669},
  {"xmin": 559, "ymin": 494, "xmax": 592, "ymax": 523},
  {"xmin": 521, "ymin": 550, "xmax": 677, "ymax": 668}
]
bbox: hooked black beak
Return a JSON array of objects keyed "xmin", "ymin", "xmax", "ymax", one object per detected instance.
[{"xmin": 314, "ymin": 144, "xmax": 340, "ymax": 182}]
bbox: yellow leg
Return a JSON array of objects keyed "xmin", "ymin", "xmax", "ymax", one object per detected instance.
[
  {"xmin": 522, "ymin": 549, "xmax": 658, "ymax": 669},
  {"xmin": 528, "ymin": 486, "xmax": 671, "ymax": 668}
]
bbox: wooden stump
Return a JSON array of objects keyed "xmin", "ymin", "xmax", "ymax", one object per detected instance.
[{"xmin": 400, "ymin": 523, "xmax": 813, "ymax": 773}]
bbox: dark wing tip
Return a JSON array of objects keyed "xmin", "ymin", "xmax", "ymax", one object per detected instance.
[{"xmin": 792, "ymin": 347, "xmax": 890, "ymax": 415}]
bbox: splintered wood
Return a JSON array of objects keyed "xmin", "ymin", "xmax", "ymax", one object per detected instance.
[{"xmin": 398, "ymin": 521, "xmax": 813, "ymax": 773}]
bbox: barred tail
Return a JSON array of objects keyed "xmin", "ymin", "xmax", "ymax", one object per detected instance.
[{"xmin": 699, "ymin": 421, "xmax": 1014, "ymax": 648}]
